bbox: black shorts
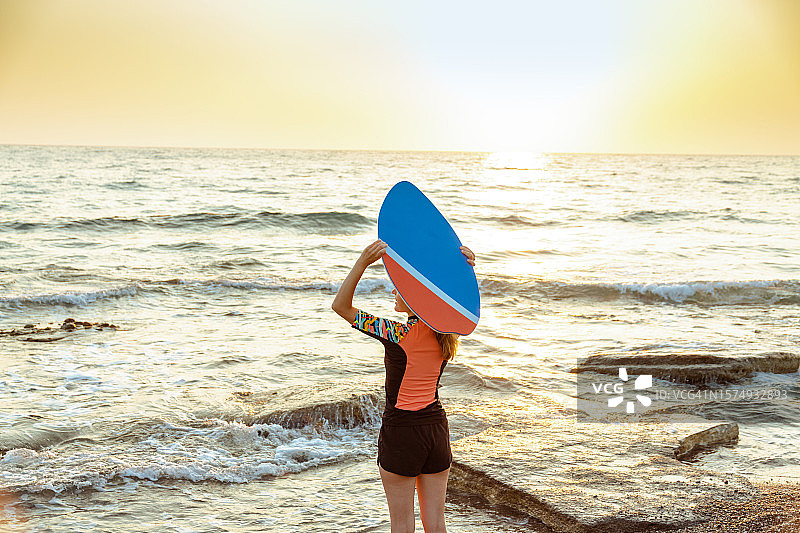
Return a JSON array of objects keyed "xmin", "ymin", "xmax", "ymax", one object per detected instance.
[{"xmin": 377, "ymin": 419, "xmax": 452, "ymax": 477}]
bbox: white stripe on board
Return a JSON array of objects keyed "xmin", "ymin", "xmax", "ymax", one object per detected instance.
[{"xmin": 384, "ymin": 246, "xmax": 479, "ymax": 324}]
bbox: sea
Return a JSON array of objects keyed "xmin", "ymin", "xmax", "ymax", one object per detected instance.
[{"xmin": 0, "ymin": 145, "xmax": 798, "ymax": 532}]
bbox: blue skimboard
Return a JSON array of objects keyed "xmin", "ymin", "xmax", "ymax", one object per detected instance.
[{"xmin": 378, "ymin": 181, "xmax": 480, "ymax": 335}]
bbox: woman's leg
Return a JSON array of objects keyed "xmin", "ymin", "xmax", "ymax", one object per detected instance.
[
  {"xmin": 416, "ymin": 467, "xmax": 449, "ymax": 533},
  {"xmin": 379, "ymin": 465, "xmax": 417, "ymax": 533}
]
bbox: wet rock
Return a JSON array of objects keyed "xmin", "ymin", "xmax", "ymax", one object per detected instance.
[
  {"xmin": 22, "ymin": 336, "xmax": 68, "ymax": 343},
  {"xmin": 446, "ymin": 394, "xmax": 757, "ymax": 532},
  {"xmin": 572, "ymin": 351, "xmax": 800, "ymax": 384},
  {"xmin": 674, "ymin": 422, "xmax": 738, "ymax": 460},
  {"xmin": 0, "ymin": 319, "xmax": 118, "ymax": 340},
  {"xmin": 230, "ymin": 378, "xmax": 384, "ymax": 429}
]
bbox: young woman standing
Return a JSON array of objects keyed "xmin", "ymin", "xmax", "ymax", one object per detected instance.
[{"xmin": 331, "ymin": 239, "xmax": 475, "ymax": 533}]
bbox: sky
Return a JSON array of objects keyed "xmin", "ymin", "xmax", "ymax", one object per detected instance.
[{"xmin": 1, "ymin": 0, "xmax": 799, "ymax": 154}]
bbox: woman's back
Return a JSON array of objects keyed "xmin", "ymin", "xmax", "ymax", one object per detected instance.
[{"xmin": 352, "ymin": 310, "xmax": 447, "ymax": 423}]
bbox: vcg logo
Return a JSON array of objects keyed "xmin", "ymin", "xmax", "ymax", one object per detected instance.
[{"xmin": 592, "ymin": 368, "xmax": 653, "ymax": 413}]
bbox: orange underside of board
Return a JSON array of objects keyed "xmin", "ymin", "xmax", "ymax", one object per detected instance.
[{"xmin": 383, "ymin": 254, "xmax": 476, "ymax": 335}]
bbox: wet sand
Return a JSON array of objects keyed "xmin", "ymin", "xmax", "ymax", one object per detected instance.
[
  {"xmin": 454, "ymin": 480, "xmax": 800, "ymax": 532},
  {"xmin": 654, "ymin": 481, "xmax": 800, "ymax": 533}
]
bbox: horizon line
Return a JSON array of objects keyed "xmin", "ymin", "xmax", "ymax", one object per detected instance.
[{"xmin": 1, "ymin": 142, "xmax": 798, "ymax": 158}]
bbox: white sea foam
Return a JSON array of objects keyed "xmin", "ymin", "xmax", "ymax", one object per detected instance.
[
  {"xmin": 169, "ymin": 277, "xmax": 393, "ymax": 294},
  {"xmin": 611, "ymin": 279, "xmax": 788, "ymax": 303},
  {"xmin": 0, "ymin": 420, "xmax": 374, "ymax": 494},
  {"xmin": 478, "ymin": 276, "xmax": 799, "ymax": 305},
  {"xmin": 0, "ymin": 448, "xmax": 41, "ymax": 466},
  {"xmin": 0, "ymin": 276, "xmax": 394, "ymax": 310},
  {"xmin": 0, "ymin": 285, "xmax": 139, "ymax": 308}
]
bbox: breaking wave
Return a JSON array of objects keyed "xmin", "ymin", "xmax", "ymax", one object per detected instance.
[
  {"xmin": 480, "ymin": 277, "xmax": 800, "ymax": 306},
  {"xmin": 3, "ymin": 210, "xmax": 374, "ymax": 235},
  {"xmin": 0, "ymin": 285, "xmax": 140, "ymax": 308},
  {"xmin": 0, "ymin": 419, "xmax": 374, "ymax": 494},
  {"xmin": 4, "ymin": 277, "xmax": 797, "ymax": 311},
  {"xmin": 0, "ymin": 278, "xmax": 393, "ymax": 310}
]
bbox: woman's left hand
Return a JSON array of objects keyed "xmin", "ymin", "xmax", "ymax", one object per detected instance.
[
  {"xmin": 356, "ymin": 239, "xmax": 388, "ymax": 269},
  {"xmin": 460, "ymin": 245, "xmax": 476, "ymax": 266}
]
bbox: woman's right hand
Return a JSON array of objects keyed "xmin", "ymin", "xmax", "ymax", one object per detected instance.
[{"xmin": 356, "ymin": 239, "xmax": 387, "ymax": 269}]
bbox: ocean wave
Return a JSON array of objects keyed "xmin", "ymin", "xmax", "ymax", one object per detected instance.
[
  {"xmin": 103, "ymin": 179, "xmax": 147, "ymax": 190},
  {"xmin": 717, "ymin": 213, "xmax": 778, "ymax": 224},
  {"xmin": 480, "ymin": 277, "xmax": 800, "ymax": 306},
  {"xmin": 478, "ymin": 214, "xmax": 563, "ymax": 227},
  {"xmin": 611, "ymin": 280, "xmax": 800, "ymax": 304},
  {"xmin": 150, "ymin": 241, "xmax": 216, "ymax": 251},
  {"xmin": 0, "ymin": 368, "xmax": 513, "ymax": 494},
  {"xmin": 480, "ymin": 249, "xmax": 562, "ymax": 261},
  {"xmin": 0, "ymin": 277, "xmax": 392, "ymax": 310},
  {"xmin": 4, "ymin": 277, "xmax": 795, "ymax": 311},
  {"xmin": 208, "ymin": 257, "xmax": 267, "ymax": 269},
  {"xmin": 167, "ymin": 277, "xmax": 393, "ymax": 295},
  {"xmin": 612, "ymin": 208, "xmax": 780, "ymax": 225},
  {"xmin": 0, "ymin": 285, "xmax": 139, "ymax": 308},
  {"xmin": 3, "ymin": 210, "xmax": 374, "ymax": 235},
  {"xmin": 0, "ymin": 419, "xmax": 374, "ymax": 494},
  {"xmin": 0, "ymin": 423, "xmax": 88, "ymax": 454},
  {"xmin": 614, "ymin": 210, "xmax": 699, "ymax": 224}
]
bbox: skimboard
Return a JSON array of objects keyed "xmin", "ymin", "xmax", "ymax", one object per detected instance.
[{"xmin": 378, "ymin": 181, "xmax": 480, "ymax": 335}]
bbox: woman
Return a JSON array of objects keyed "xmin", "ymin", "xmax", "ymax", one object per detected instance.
[{"xmin": 331, "ymin": 239, "xmax": 475, "ymax": 533}]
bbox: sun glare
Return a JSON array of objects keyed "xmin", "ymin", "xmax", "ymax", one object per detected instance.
[{"xmin": 484, "ymin": 152, "xmax": 547, "ymax": 171}]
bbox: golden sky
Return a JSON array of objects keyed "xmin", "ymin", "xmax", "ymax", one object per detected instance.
[{"xmin": 1, "ymin": 0, "xmax": 798, "ymax": 154}]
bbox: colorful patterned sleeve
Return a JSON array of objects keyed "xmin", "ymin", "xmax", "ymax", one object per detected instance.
[{"xmin": 352, "ymin": 309, "xmax": 412, "ymax": 343}]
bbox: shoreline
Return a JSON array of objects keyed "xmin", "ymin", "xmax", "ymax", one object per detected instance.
[
  {"xmin": 653, "ymin": 481, "xmax": 800, "ymax": 533},
  {"xmin": 453, "ymin": 480, "xmax": 800, "ymax": 533}
]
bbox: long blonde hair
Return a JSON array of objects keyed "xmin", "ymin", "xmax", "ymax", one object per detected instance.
[{"xmin": 434, "ymin": 332, "xmax": 459, "ymax": 361}]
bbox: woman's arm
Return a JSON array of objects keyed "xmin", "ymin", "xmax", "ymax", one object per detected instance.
[
  {"xmin": 332, "ymin": 241, "xmax": 475, "ymax": 323},
  {"xmin": 331, "ymin": 239, "xmax": 388, "ymax": 323}
]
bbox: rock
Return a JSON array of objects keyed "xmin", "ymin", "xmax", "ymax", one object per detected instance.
[
  {"xmin": 229, "ymin": 378, "xmax": 384, "ymax": 428},
  {"xmin": 1, "ymin": 320, "xmax": 118, "ymax": 340},
  {"xmin": 446, "ymin": 394, "xmax": 757, "ymax": 532},
  {"xmin": 571, "ymin": 351, "xmax": 800, "ymax": 384},
  {"xmin": 674, "ymin": 422, "xmax": 738, "ymax": 460},
  {"xmin": 22, "ymin": 336, "xmax": 68, "ymax": 342}
]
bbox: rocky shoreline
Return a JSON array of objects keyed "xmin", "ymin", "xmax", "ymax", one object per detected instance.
[
  {"xmin": 226, "ymin": 378, "xmax": 793, "ymax": 531},
  {"xmin": 572, "ymin": 351, "xmax": 800, "ymax": 384},
  {"xmin": 0, "ymin": 318, "xmax": 118, "ymax": 342},
  {"xmin": 653, "ymin": 481, "xmax": 800, "ymax": 533},
  {"xmin": 446, "ymin": 393, "xmax": 759, "ymax": 532}
]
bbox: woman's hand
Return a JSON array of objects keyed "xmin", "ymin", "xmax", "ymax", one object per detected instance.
[
  {"xmin": 333, "ymin": 240, "xmax": 386, "ymax": 323},
  {"xmin": 356, "ymin": 239, "xmax": 388, "ymax": 269},
  {"xmin": 460, "ymin": 245, "xmax": 476, "ymax": 266}
]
